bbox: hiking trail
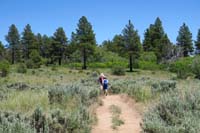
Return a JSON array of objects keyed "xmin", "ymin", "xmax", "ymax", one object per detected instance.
[{"xmin": 92, "ymin": 95, "xmax": 142, "ymax": 133}]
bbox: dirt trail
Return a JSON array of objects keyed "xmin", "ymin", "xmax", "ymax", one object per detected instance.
[{"xmin": 92, "ymin": 95, "xmax": 142, "ymax": 133}]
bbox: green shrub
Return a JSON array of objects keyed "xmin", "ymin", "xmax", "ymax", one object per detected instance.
[
  {"xmin": 151, "ymin": 80, "xmax": 176, "ymax": 93},
  {"xmin": 142, "ymin": 89, "xmax": 200, "ymax": 133},
  {"xmin": 31, "ymin": 107, "xmax": 48, "ymax": 133},
  {"xmin": 88, "ymin": 61, "xmax": 128, "ymax": 68},
  {"xmin": 111, "ymin": 66, "xmax": 126, "ymax": 76},
  {"xmin": 26, "ymin": 50, "xmax": 42, "ymax": 69},
  {"xmin": 67, "ymin": 63, "xmax": 82, "ymax": 69},
  {"xmin": 51, "ymin": 66, "xmax": 57, "ymax": 71},
  {"xmin": 0, "ymin": 60, "xmax": 10, "ymax": 77},
  {"xmin": 47, "ymin": 77, "xmax": 100, "ymax": 132},
  {"xmin": 169, "ymin": 57, "xmax": 193, "ymax": 79},
  {"xmin": 0, "ymin": 111, "xmax": 34, "ymax": 133},
  {"xmin": 139, "ymin": 61, "xmax": 160, "ymax": 70},
  {"xmin": 7, "ymin": 82, "xmax": 30, "ymax": 90},
  {"xmin": 48, "ymin": 85, "xmax": 66, "ymax": 104},
  {"xmin": 88, "ymin": 62, "xmax": 107, "ymax": 68},
  {"xmin": 106, "ymin": 61, "xmax": 128, "ymax": 68},
  {"xmin": 17, "ymin": 63, "xmax": 27, "ymax": 73},
  {"xmin": 191, "ymin": 56, "xmax": 200, "ymax": 79},
  {"xmin": 127, "ymin": 85, "xmax": 152, "ymax": 102},
  {"xmin": 26, "ymin": 60, "xmax": 34, "ymax": 69},
  {"xmin": 140, "ymin": 52, "xmax": 157, "ymax": 62},
  {"xmin": 109, "ymin": 79, "xmax": 152, "ymax": 102}
]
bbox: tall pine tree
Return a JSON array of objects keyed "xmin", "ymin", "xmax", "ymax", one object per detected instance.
[
  {"xmin": 0, "ymin": 41, "xmax": 4, "ymax": 60},
  {"xmin": 176, "ymin": 23, "xmax": 193, "ymax": 57},
  {"xmin": 122, "ymin": 20, "xmax": 141, "ymax": 72},
  {"xmin": 75, "ymin": 16, "xmax": 96, "ymax": 69},
  {"xmin": 41, "ymin": 35, "xmax": 52, "ymax": 60},
  {"xmin": 52, "ymin": 27, "xmax": 67, "ymax": 65},
  {"xmin": 21, "ymin": 24, "xmax": 36, "ymax": 60},
  {"xmin": 143, "ymin": 17, "xmax": 171, "ymax": 61},
  {"xmin": 195, "ymin": 29, "xmax": 200, "ymax": 54},
  {"xmin": 5, "ymin": 24, "xmax": 20, "ymax": 64}
]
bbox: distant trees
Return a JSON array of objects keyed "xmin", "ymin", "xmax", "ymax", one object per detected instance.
[
  {"xmin": 52, "ymin": 27, "xmax": 68, "ymax": 65},
  {"xmin": 143, "ymin": 17, "xmax": 172, "ymax": 62},
  {"xmin": 122, "ymin": 20, "xmax": 141, "ymax": 72},
  {"xmin": 0, "ymin": 41, "xmax": 4, "ymax": 60},
  {"xmin": 5, "ymin": 24, "xmax": 20, "ymax": 64},
  {"xmin": 73, "ymin": 16, "xmax": 96, "ymax": 69},
  {"xmin": 195, "ymin": 29, "xmax": 200, "ymax": 54},
  {"xmin": 21, "ymin": 24, "xmax": 37, "ymax": 60},
  {"xmin": 176, "ymin": 23, "xmax": 193, "ymax": 57},
  {"xmin": 1, "ymin": 17, "xmax": 199, "ymax": 69}
]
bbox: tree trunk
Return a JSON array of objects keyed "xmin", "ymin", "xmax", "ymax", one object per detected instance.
[
  {"xmin": 27, "ymin": 47, "xmax": 29, "ymax": 59},
  {"xmin": 183, "ymin": 50, "xmax": 188, "ymax": 57},
  {"xmin": 58, "ymin": 49, "xmax": 62, "ymax": 66},
  {"xmin": 12, "ymin": 47, "xmax": 15, "ymax": 64},
  {"xmin": 129, "ymin": 54, "xmax": 133, "ymax": 72},
  {"xmin": 58, "ymin": 57, "xmax": 61, "ymax": 66},
  {"xmin": 82, "ymin": 48, "xmax": 87, "ymax": 69}
]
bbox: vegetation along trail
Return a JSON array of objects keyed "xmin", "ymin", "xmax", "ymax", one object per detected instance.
[{"xmin": 92, "ymin": 95, "xmax": 142, "ymax": 133}]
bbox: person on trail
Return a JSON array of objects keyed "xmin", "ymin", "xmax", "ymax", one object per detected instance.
[
  {"xmin": 98, "ymin": 73, "xmax": 105, "ymax": 90},
  {"xmin": 103, "ymin": 76, "xmax": 109, "ymax": 96}
]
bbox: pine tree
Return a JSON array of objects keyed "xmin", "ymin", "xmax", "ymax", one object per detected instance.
[
  {"xmin": 21, "ymin": 24, "xmax": 36, "ymax": 60},
  {"xmin": 0, "ymin": 41, "xmax": 4, "ymax": 60},
  {"xmin": 122, "ymin": 20, "xmax": 141, "ymax": 72},
  {"xmin": 75, "ymin": 16, "xmax": 96, "ymax": 69},
  {"xmin": 195, "ymin": 29, "xmax": 200, "ymax": 54},
  {"xmin": 5, "ymin": 24, "xmax": 20, "ymax": 64},
  {"xmin": 176, "ymin": 23, "xmax": 193, "ymax": 57},
  {"xmin": 68, "ymin": 32, "xmax": 78, "ymax": 59},
  {"xmin": 52, "ymin": 27, "xmax": 67, "ymax": 65},
  {"xmin": 112, "ymin": 35, "xmax": 125, "ymax": 56},
  {"xmin": 158, "ymin": 34, "xmax": 172, "ymax": 60},
  {"xmin": 35, "ymin": 33, "xmax": 43, "ymax": 52},
  {"xmin": 143, "ymin": 17, "xmax": 171, "ymax": 61},
  {"xmin": 143, "ymin": 27, "xmax": 153, "ymax": 51},
  {"xmin": 41, "ymin": 35, "xmax": 52, "ymax": 60},
  {"xmin": 102, "ymin": 35, "xmax": 124, "ymax": 56}
]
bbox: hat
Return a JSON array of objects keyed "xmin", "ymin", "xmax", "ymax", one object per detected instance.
[{"xmin": 100, "ymin": 73, "xmax": 105, "ymax": 77}]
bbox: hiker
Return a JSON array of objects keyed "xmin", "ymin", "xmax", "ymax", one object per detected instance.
[
  {"xmin": 103, "ymin": 76, "xmax": 109, "ymax": 96},
  {"xmin": 98, "ymin": 73, "xmax": 105, "ymax": 90}
]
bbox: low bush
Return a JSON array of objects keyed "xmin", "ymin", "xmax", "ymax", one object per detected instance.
[
  {"xmin": 31, "ymin": 107, "xmax": 48, "ymax": 133},
  {"xmin": 111, "ymin": 66, "xmax": 126, "ymax": 76},
  {"xmin": 138, "ymin": 61, "xmax": 160, "ymax": 70},
  {"xmin": 0, "ymin": 60, "xmax": 10, "ymax": 77},
  {"xmin": 142, "ymin": 89, "xmax": 200, "ymax": 133},
  {"xmin": 47, "ymin": 77, "xmax": 100, "ymax": 132},
  {"xmin": 109, "ymin": 79, "xmax": 152, "ymax": 102},
  {"xmin": 26, "ymin": 50, "xmax": 42, "ymax": 69},
  {"xmin": 110, "ymin": 78, "xmax": 176, "ymax": 102},
  {"xmin": 0, "ymin": 111, "xmax": 34, "ymax": 133},
  {"xmin": 169, "ymin": 57, "xmax": 193, "ymax": 79},
  {"xmin": 17, "ymin": 63, "xmax": 27, "ymax": 73},
  {"xmin": 51, "ymin": 66, "xmax": 57, "ymax": 71},
  {"xmin": 140, "ymin": 52, "xmax": 157, "ymax": 62},
  {"xmin": 191, "ymin": 56, "xmax": 200, "ymax": 79},
  {"xmin": 0, "ymin": 88, "xmax": 8, "ymax": 100},
  {"xmin": 67, "ymin": 63, "xmax": 82, "ymax": 69},
  {"xmin": 151, "ymin": 80, "xmax": 176, "ymax": 93},
  {"xmin": 7, "ymin": 82, "xmax": 30, "ymax": 90},
  {"xmin": 26, "ymin": 60, "xmax": 34, "ymax": 69}
]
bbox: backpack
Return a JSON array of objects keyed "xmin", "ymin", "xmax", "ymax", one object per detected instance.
[{"xmin": 103, "ymin": 79, "xmax": 108, "ymax": 85}]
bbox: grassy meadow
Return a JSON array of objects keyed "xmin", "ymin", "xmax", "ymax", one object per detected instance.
[{"xmin": 0, "ymin": 64, "xmax": 200, "ymax": 132}]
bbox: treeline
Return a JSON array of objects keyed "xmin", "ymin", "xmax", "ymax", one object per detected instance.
[{"xmin": 0, "ymin": 16, "xmax": 200, "ymax": 71}]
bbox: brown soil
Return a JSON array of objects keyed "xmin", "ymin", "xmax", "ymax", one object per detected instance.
[{"xmin": 92, "ymin": 95, "xmax": 142, "ymax": 133}]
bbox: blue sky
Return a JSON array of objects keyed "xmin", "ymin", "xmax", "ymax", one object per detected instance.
[{"xmin": 0, "ymin": 0, "xmax": 200, "ymax": 45}]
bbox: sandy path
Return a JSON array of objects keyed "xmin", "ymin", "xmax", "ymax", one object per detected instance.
[{"xmin": 92, "ymin": 95, "xmax": 142, "ymax": 133}]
